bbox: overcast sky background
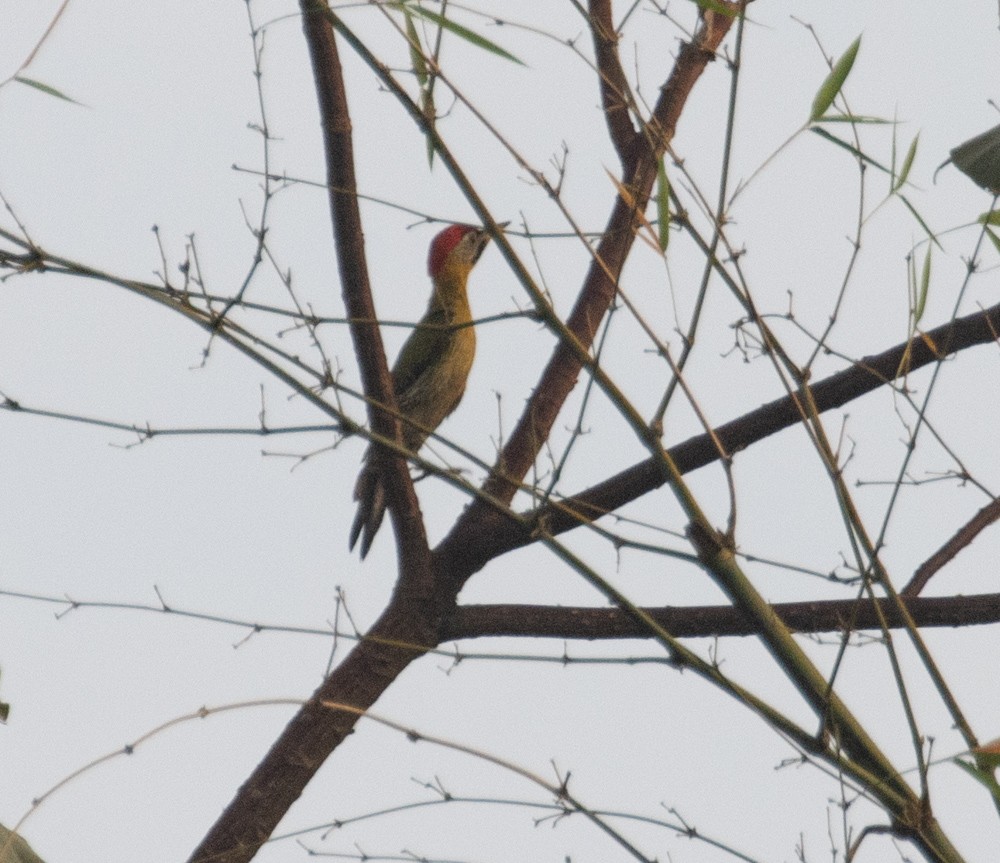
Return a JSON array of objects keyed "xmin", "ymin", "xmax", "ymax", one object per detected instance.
[{"xmin": 3, "ymin": 2, "xmax": 1000, "ymax": 862}]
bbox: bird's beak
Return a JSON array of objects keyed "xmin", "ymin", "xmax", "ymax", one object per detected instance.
[{"xmin": 471, "ymin": 221, "xmax": 508, "ymax": 265}]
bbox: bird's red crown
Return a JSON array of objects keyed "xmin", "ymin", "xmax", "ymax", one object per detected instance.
[{"xmin": 427, "ymin": 224, "xmax": 477, "ymax": 278}]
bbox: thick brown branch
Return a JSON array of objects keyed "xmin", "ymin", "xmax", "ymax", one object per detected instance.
[
  {"xmin": 436, "ymin": 299, "xmax": 1000, "ymax": 576},
  {"xmin": 304, "ymin": 2, "xmax": 381, "ymax": 419},
  {"xmin": 644, "ymin": 7, "xmax": 735, "ymax": 160},
  {"xmin": 445, "ymin": 593, "xmax": 1000, "ymax": 641},
  {"xmin": 588, "ymin": 0, "xmax": 636, "ymax": 160},
  {"xmin": 188, "ymin": 5, "xmax": 442, "ymax": 862},
  {"xmin": 187, "ymin": 601, "xmax": 443, "ymax": 863},
  {"xmin": 438, "ymin": 9, "xmax": 736, "ymax": 570},
  {"xmin": 302, "ymin": 0, "xmax": 426, "ymax": 559}
]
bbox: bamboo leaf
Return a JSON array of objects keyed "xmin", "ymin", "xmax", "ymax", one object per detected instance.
[
  {"xmin": 402, "ymin": 6, "xmax": 428, "ymax": 88},
  {"xmin": 914, "ymin": 245, "xmax": 931, "ymax": 325},
  {"xmin": 656, "ymin": 158, "xmax": 671, "ymax": 252},
  {"xmin": 809, "ymin": 36, "xmax": 861, "ymax": 123},
  {"xmin": 396, "ymin": 3, "xmax": 525, "ymax": 66},
  {"xmin": 890, "ymin": 117, "xmax": 898, "ymax": 180},
  {"xmin": 810, "ymin": 126, "xmax": 889, "ymax": 173},
  {"xmin": 421, "ymin": 88, "xmax": 436, "ymax": 168},
  {"xmin": 13, "ymin": 75, "xmax": 81, "ymax": 105},
  {"xmin": 907, "ymin": 248, "xmax": 916, "ymax": 310},
  {"xmin": 604, "ymin": 168, "xmax": 661, "ymax": 254},
  {"xmin": 892, "ymin": 133, "xmax": 919, "ymax": 193},
  {"xmin": 604, "ymin": 166, "xmax": 636, "ymax": 209},
  {"xmin": 985, "ymin": 227, "xmax": 1000, "ymax": 258},
  {"xmin": 918, "ymin": 331, "xmax": 940, "ymax": 356},
  {"xmin": 810, "ymin": 114, "xmax": 890, "ymax": 124},
  {"xmin": 897, "ymin": 194, "xmax": 943, "ymax": 250}
]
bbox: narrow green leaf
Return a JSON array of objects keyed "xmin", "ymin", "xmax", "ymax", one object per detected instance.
[
  {"xmin": 402, "ymin": 6, "xmax": 428, "ymax": 88},
  {"xmin": 914, "ymin": 245, "xmax": 931, "ymax": 325},
  {"xmin": 810, "ymin": 127, "xmax": 889, "ymax": 174},
  {"xmin": 399, "ymin": 4, "xmax": 525, "ymax": 66},
  {"xmin": 890, "ymin": 117, "xmax": 898, "ymax": 182},
  {"xmin": 985, "ymin": 227, "xmax": 1000, "ymax": 258},
  {"xmin": 893, "ymin": 133, "xmax": 919, "ymax": 193},
  {"xmin": 422, "ymin": 88, "xmax": 437, "ymax": 168},
  {"xmin": 978, "ymin": 211, "xmax": 1000, "ymax": 226},
  {"xmin": 13, "ymin": 75, "xmax": 81, "ymax": 105},
  {"xmin": 897, "ymin": 194, "xmax": 943, "ymax": 250},
  {"xmin": 809, "ymin": 36, "xmax": 861, "ymax": 123},
  {"xmin": 656, "ymin": 158, "xmax": 670, "ymax": 252},
  {"xmin": 810, "ymin": 114, "xmax": 891, "ymax": 125}
]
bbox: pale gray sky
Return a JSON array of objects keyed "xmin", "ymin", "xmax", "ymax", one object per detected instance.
[{"xmin": 3, "ymin": 2, "xmax": 1000, "ymax": 862}]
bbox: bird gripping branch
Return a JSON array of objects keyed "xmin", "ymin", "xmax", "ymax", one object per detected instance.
[{"xmin": 349, "ymin": 223, "xmax": 499, "ymax": 558}]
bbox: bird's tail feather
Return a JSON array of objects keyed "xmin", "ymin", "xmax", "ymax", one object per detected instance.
[{"xmin": 348, "ymin": 462, "xmax": 387, "ymax": 559}]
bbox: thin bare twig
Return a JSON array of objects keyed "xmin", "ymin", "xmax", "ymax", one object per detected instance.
[{"xmin": 902, "ymin": 497, "xmax": 1000, "ymax": 596}]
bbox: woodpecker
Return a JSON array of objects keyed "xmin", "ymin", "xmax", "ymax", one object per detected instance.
[{"xmin": 349, "ymin": 223, "xmax": 498, "ymax": 558}]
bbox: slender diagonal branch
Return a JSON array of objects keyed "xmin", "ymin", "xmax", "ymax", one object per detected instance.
[
  {"xmin": 902, "ymin": 496, "xmax": 1000, "ymax": 596},
  {"xmin": 437, "ymin": 298, "xmax": 1000, "ymax": 574}
]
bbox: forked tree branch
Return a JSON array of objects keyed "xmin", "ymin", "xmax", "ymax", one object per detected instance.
[
  {"xmin": 183, "ymin": 2, "xmax": 997, "ymax": 859},
  {"xmin": 186, "ymin": 5, "xmax": 740, "ymax": 859},
  {"xmin": 438, "ymin": 4, "xmax": 739, "ymax": 564},
  {"xmin": 436, "ymin": 298, "xmax": 1000, "ymax": 576},
  {"xmin": 187, "ymin": 4, "xmax": 442, "ymax": 861}
]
